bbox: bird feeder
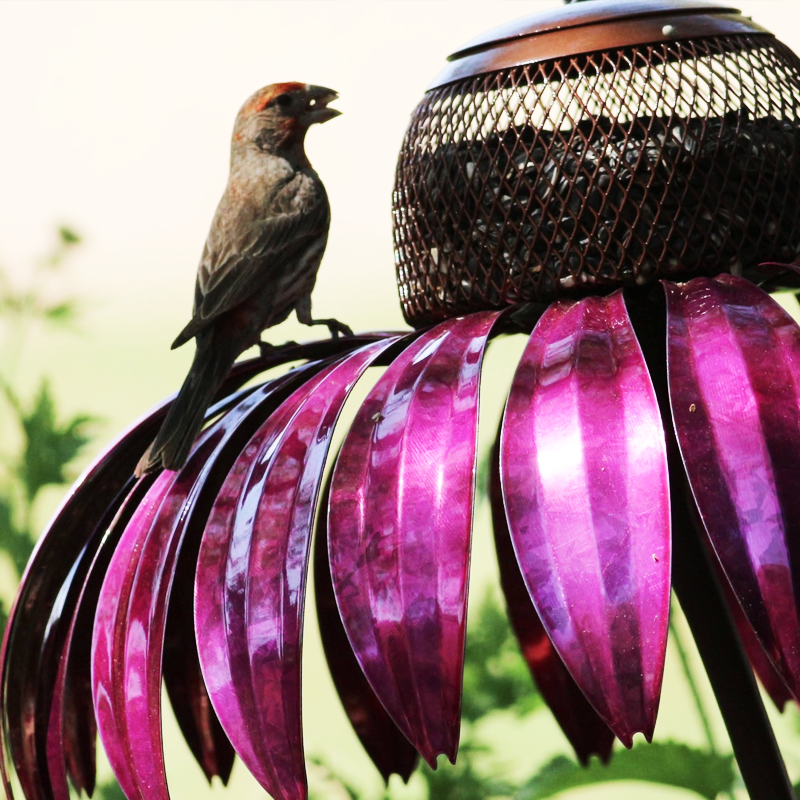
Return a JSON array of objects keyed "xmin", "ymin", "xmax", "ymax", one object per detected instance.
[{"xmin": 393, "ymin": 0, "xmax": 800, "ymax": 325}]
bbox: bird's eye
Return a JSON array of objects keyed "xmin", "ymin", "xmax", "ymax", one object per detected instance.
[{"xmin": 273, "ymin": 93, "xmax": 292, "ymax": 109}]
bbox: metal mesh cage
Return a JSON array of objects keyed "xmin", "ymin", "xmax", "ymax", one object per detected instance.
[{"xmin": 393, "ymin": 35, "xmax": 800, "ymax": 326}]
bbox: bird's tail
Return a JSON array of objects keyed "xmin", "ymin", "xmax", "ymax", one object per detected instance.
[{"xmin": 135, "ymin": 336, "xmax": 238, "ymax": 476}]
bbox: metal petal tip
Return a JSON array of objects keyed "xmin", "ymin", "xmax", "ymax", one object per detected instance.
[
  {"xmin": 328, "ymin": 311, "xmax": 501, "ymax": 765},
  {"xmin": 667, "ymin": 274, "xmax": 800, "ymax": 701},
  {"xmin": 490, "ymin": 442, "xmax": 614, "ymax": 764},
  {"xmin": 501, "ymin": 292, "xmax": 671, "ymax": 746},
  {"xmin": 315, "ymin": 472, "xmax": 419, "ymax": 783}
]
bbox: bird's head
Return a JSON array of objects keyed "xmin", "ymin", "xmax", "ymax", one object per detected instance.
[{"xmin": 232, "ymin": 82, "xmax": 341, "ymax": 160}]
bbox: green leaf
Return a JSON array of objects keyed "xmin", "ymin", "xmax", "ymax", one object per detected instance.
[
  {"xmin": 58, "ymin": 226, "xmax": 81, "ymax": 246},
  {"xmin": 0, "ymin": 289, "xmax": 36, "ymax": 316},
  {"xmin": 17, "ymin": 380, "xmax": 94, "ymax": 502},
  {"xmin": 0, "ymin": 598, "xmax": 8, "ymax": 638},
  {"xmin": 306, "ymin": 755, "xmax": 360, "ymax": 800},
  {"xmin": 461, "ymin": 590, "xmax": 541, "ymax": 723},
  {"xmin": 43, "ymin": 300, "xmax": 78, "ymax": 326},
  {"xmin": 516, "ymin": 743, "xmax": 735, "ymax": 800},
  {"xmin": 419, "ymin": 746, "xmax": 514, "ymax": 800},
  {"xmin": 95, "ymin": 778, "xmax": 127, "ymax": 800}
]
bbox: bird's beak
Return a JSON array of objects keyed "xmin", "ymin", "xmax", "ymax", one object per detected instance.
[{"xmin": 302, "ymin": 85, "xmax": 341, "ymax": 125}]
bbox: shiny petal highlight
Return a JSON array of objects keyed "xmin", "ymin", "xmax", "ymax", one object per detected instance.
[
  {"xmin": 329, "ymin": 311, "xmax": 501, "ymax": 766},
  {"xmin": 666, "ymin": 274, "xmax": 800, "ymax": 700},
  {"xmin": 490, "ymin": 442, "xmax": 614, "ymax": 764},
  {"xmin": 501, "ymin": 291, "xmax": 671, "ymax": 746},
  {"xmin": 314, "ymin": 474, "xmax": 419, "ymax": 783}
]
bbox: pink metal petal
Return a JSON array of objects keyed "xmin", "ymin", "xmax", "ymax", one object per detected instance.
[
  {"xmin": 720, "ymin": 560, "xmax": 794, "ymax": 711},
  {"xmin": 489, "ymin": 443, "xmax": 614, "ymax": 764},
  {"xmin": 61, "ymin": 659, "xmax": 97, "ymax": 796},
  {"xmin": 0, "ymin": 354, "xmax": 273, "ymax": 800},
  {"xmin": 314, "ymin": 475, "xmax": 419, "ymax": 783},
  {"xmin": 501, "ymin": 291, "xmax": 671, "ymax": 747},
  {"xmin": 666, "ymin": 274, "xmax": 800, "ymax": 700},
  {"xmin": 92, "ymin": 471, "xmax": 177, "ymax": 799},
  {"xmin": 3, "ymin": 442, "xmax": 159, "ymax": 800},
  {"xmin": 163, "ymin": 554, "xmax": 235, "ymax": 785},
  {"xmin": 196, "ymin": 339, "xmax": 397, "ymax": 800},
  {"xmin": 49, "ymin": 476, "xmax": 157, "ymax": 800},
  {"xmin": 328, "ymin": 311, "xmax": 501, "ymax": 766},
  {"xmin": 3, "ymin": 344, "xmax": 377, "ymax": 800},
  {"xmin": 93, "ymin": 365, "xmax": 319, "ymax": 799}
]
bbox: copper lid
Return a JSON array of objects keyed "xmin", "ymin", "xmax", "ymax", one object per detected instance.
[{"xmin": 429, "ymin": 0, "xmax": 771, "ymax": 89}]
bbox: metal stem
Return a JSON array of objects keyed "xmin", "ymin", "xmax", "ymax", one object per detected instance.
[
  {"xmin": 668, "ymin": 611, "xmax": 718, "ymax": 753},
  {"xmin": 625, "ymin": 286, "xmax": 794, "ymax": 800},
  {"xmin": 668, "ymin": 609, "xmax": 738, "ymax": 800}
]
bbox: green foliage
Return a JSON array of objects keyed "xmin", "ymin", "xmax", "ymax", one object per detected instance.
[
  {"xmin": 418, "ymin": 743, "xmax": 513, "ymax": 800},
  {"xmin": 0, "ymin": 226, "xmax": 111, "ymax": 796},
  {"xmin": 0, "ymin": 227, "xmax": 95, "ymax": 580},
  {"xmin": 308, "ymin": 756, "xmax": 362, "ymax": 800},
  {"xmin": 94, "ymin": 779, "xmax": 127, "ymax": 800},
  {"xmin": 57, "ymin": 226, "xmax": 81, "ymax": 247},
  {"xmin": 461, "ymin": 590, "xmax": 542, "ymax": 723},
  {"xmin": 0, "ymin": 492, "xmax": 37, "ymax": 577},
  {"xmin": 0, "ymin": 227, "xmax": 80, "ymax": 325},
  {"xmin": 517, "ymin": 743, "xmax": 735, "ymax": 800},
  {"xmin": 8, "ymin": 380, "xmax": 93, "ymax": 502}
]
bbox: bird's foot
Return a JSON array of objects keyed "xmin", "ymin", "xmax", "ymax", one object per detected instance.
[{"xmin": 321, "ymin": 318, "xmax": 354, "ymax": 339}]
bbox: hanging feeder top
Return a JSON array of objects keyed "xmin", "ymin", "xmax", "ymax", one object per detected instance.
[{"xmin": 430, "ymin": 0, "xmax": 770, "ymax": 89}]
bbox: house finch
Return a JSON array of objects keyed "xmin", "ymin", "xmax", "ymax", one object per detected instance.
[{"xmin": 136, "ymin": 82, "xmax": 351, "ymax": 476}]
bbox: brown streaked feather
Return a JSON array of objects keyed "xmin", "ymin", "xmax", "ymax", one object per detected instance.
[{"xmin": 172, "ymin": 171, "xmax": 329, "ymax": 349}]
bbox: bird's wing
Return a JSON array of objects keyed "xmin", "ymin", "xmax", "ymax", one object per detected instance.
[{"xmin": 172, "ymin": 199, "xmax": 328, "ymax": 348}]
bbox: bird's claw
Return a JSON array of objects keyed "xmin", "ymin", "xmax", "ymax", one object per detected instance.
[{"xmin": 327, "ymin": 319, "xmax": 354, "ymax": 339}]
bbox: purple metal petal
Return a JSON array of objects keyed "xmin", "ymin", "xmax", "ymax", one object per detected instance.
[
  {"xmin": 93, "ymin": 471, "xmax": 176, "ymax": 799},
  {"xmin": 196, "ymin": 339, "xmax": 397, "ymax": 800},
  {"xmin": 666, "ymin": 274, "xmax": 800, "ymax": 700},
  {"xmin": 489, "ymin": 442, "xmax": 614, "ymax": 764},
  {"xmin": 48, "ymin": 475, "xmax": 156, "ymax": 800},
  {"xmin": 163, "ymin": 547, "xmax": 235, "ymax": 785},
  {"xmin": 0, "ymin": 353, "xmax": 276, "ymax": 800},
  {"xmin": 328, "ymin": 311, "xmax": 501, "ymax": 766},
  {"xmin": 2, "ymin": 341, "xmax": 379, "ymax": 800},
  {"xmin": 501, "ymin": 291, "xmax": 671, "ymax": 747},
  {"xmin": 92, "ymin": 436, "xmax": 223, "ymax": 800},
  {"xmin": 720, "ymin": 559, "xmax": 794, "ymax": 711},
  {"xmin": 2, "ymin": 436, "xmax": 157, "ymax": 800},
  {"xmin": 61, "ymin": 660, "xmax": 97, "ymax": 796},
  {"xmin": 93, "ymin": 363, "xmax": 327, "ymax": 799},
  {"xmin": 314, "ymin": 473, "xmax": 419, "ymax": 783},
  {"xmin": 687, "ymin": 498, "xmax": 795, "ymax": 711}
]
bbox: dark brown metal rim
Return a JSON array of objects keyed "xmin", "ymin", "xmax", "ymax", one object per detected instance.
[
  {"xmin": 429, "ymin": 9, "xmax": 770, "ymax": 90},
  {"xmin": 449, "ymin": 0, "xmax": 743, "ymax": 59}
]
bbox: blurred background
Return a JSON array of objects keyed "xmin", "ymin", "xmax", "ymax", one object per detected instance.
[{"xmin": 3, "ymin": 1, "xmax": 800, "ymax": 798}]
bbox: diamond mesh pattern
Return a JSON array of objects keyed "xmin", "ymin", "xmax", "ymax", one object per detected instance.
[{"xmin": 393, "ymin": 35, "xmax": 800, "ymax": 326}]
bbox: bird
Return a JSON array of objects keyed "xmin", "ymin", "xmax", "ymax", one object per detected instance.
[{"xmin": 136, "ymin": 82, "xmax": 351, "ymax": 476}]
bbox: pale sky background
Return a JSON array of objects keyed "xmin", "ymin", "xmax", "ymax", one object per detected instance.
[{"xmin": 3, "ymin": 2, "xmax": 800, "ymax": 799}]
